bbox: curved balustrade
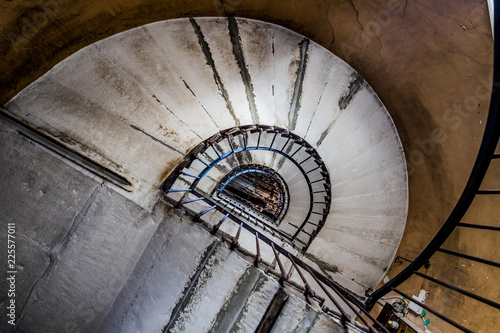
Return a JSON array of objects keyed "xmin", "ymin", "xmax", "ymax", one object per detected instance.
[
  {"xmin": 162, "ymin": 124, "xmax": 331, "ymax": 251},
  {"xmin": 162, "ymin": 185, "xmax": 389, "ymax": 333},
  {"xmin": 161, "ymin": 124, "xmax": 397, "ymax": 332}
]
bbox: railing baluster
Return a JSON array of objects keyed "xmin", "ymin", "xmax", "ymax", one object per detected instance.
[
  {"xmin": 211, "ymin": 143, "xmax": 221, "ymax": 158},
  {"xmin": 287, "ymin": 253, "xmax": 315, "ymax": 300},
  {"xmin": 290, "ymin": 144, "xmax": 304, "ymax": 158},
  {"xmin": 196, "ymin": 156, "xmax": 210, "ymax": 167},
  {"xmin": 437, "ymin": 248, "xmax": 500, "ymax": 268},
  {"xmin": 227, "ymin": 135, "xmax": 235, "ymax": 153},
  {"xmin": 300, "ymin": 155, "xmax": 313, "ymax": 165},
  {"xmin": 269, "ymin": 130, "xmax": 278, "ymax": 150},
  {"xmin": 306, "ymin": 221, "xmax": 319, "ymax": 226},
  {"xmin": 256, "ymin": 128, "xmax": 263, "ymax": 149},
  {"xmin": 271, "ymin": 242, "xmax": 288, "ymax": 285},
  {"xmin": 299, "ymin": 229, "xmax": 314, "ymax": 237},
  {"xmin": 243, "ymin": 130, "xmax": 247, "ymax": 150},
  {"xmin": 457, "ymin": 223, "xmax": 500, "ymax": 231},
  {"xmin": 194, "ymin": 205, "xmax": 217, "ymax": 221},
  {"xmin": 309, "ymin": 178, "xmax": 325, "ymax": 185},
  {"xmin": 413, "ymin": 271, "xmax": 500, "ymax": 309},
  {"xmin": 323, "ymin": 279, "xmax": 389, "ymax": 333},
  {"xmin": 306, "ymin": 166, "xmax": 321, "ymax": 174},
  {"xmin": 254, "ymin": 232, "xmax": 262, "ymax": 266},
  {"xmin": 477, "ymin": 189, "xmax": 500, "ymax": 194},
  {"xmin": 180, "ymin": 171, "xmax": 200, "ymax": 179},
  {"xmin": 212, "ymin": 213, "xmax": 229, "ymax": 234},
  {"xmin": 178, "ymin": 197, "xmax": 204, "ymax": 206},
  {"xmin": 304, "ymin": 266, "xmax": 351, "ymax": 328},
  {"xmin": 281, "ymin": 135, "xmax": 291, "ymax": 151},
  {"xmin": 391, "ymin": 288, "xmax": 474, "ymax": 333},
  {"xmin": 231, "ymin": 223, "xmax": 243, "ymax": 249}
]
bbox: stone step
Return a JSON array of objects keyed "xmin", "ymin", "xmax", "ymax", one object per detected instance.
[
  {"xmin": 99, "ymin": 207, "xmax": 220, "ymax": 333},
  {"xmin": 95, "ymin": 203, "xmax": 369, "ymax": 333},
  {"xmin": 208, "ymin": 267, "xmax": 278, "ymax": 333},
  {"xmin": 166, "ymin": 242, "xmax": 251, "ymax": 333}
]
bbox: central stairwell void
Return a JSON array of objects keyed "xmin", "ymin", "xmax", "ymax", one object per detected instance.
[
  {"xmin": 162, "ymin": 125, "xmax": 332, "ymax": 252},
  {"xmin": 214, "ymin": 163, "xmax": 289, "ymax": 225}
]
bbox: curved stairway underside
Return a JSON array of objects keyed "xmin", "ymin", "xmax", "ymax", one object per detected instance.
[{"xmin": 5, "ymin": 18, "xmax": 408, "ymax": 300}]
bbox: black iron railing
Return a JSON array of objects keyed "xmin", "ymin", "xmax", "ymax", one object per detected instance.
[
  {"xmin": 365, "ymin": 6, "xmax": 500, "ymax": 332},
  {"xmin": 161, "ymin": 124, "xmax": 395, "ymax": 332},
  {"xmin": 162, "ymin": 11, "xmax": 500, "ymax": 329},
  {"xmin": 162, "ymin": 124, "xmax": 331, "ymax": 251},
  {"xmin": 163, "ymin": 185, "xmax": 389, "ymax": 333}
]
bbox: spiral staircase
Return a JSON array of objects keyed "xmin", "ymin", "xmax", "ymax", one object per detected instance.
[{"xmin": 0, "ymin": 9, "xmax": 498, "ymax": 333}]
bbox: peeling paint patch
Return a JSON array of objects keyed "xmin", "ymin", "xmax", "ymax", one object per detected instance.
[
  {"xmin": 305, "ymin": 80, "xmax": 329, "ymax": 138},
  {"xmin": 150, "ymin": 93, "xmax": 203, "ymax": 141},
  {"xmin": 228, "ymin": 17, "xmax": 260, "ymax": 124},
  {"xmin": 338, "ymin": 73, "xmax": 363, "ymax": 110},
  {"xmin": 190, "ymin": 18, "xmax": 240, "ymax": 126},
  {"xmin": 316, "ymin": 73, "xmax": 364, "ymax": 147},
  {"xmin": 288, "ymin": 38, "xmax": 309, "ymax": 131},
  {"xmin": 316, "ymin": 122, "xmax": 334, "ymax": 147}
]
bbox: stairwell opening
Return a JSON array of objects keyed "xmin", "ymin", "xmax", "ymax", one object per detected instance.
[
  {"xmin": 213, "ymin": 164, "xmax": 290, "ymax": 226},
  {"xmin": 162, "ymin": 124, "xmax": 332, "ymax": 253}
]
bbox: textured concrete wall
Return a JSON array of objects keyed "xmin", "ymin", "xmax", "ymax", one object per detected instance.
[{"xmin": 0, "ymin": 119, "xmax": 162, "ymax": 332}]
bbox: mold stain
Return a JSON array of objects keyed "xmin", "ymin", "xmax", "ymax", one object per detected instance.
[
  {"xmin": 228, "ymin": 17, "xmax": 260, "ymax": 125},
  {"xmin": 190, "ymin": 18, "xmax": 240, "ymax": 127},
  {"xmin": 288, "ymin": 38, "xmax": 309, "ymax": 131},
  {"xmin": 338, "ymin": 73, "xmax": 363, "ymax": 110}
]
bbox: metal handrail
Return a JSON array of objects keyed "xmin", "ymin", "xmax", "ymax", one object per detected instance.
[
  {"xmin": 162, "ymin": 124, "xmax": 391, "ymax": 331},
  {"xmin": 215, "ymin": 163, "xmax": 290, "ymax": 223},
  {"xmin": 161, "ymin": 124, "xmax": 331, "ymax": 251},
  {"xmin": 168, "ymin": 187, "xmax": 389, "ymax": 333}
]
